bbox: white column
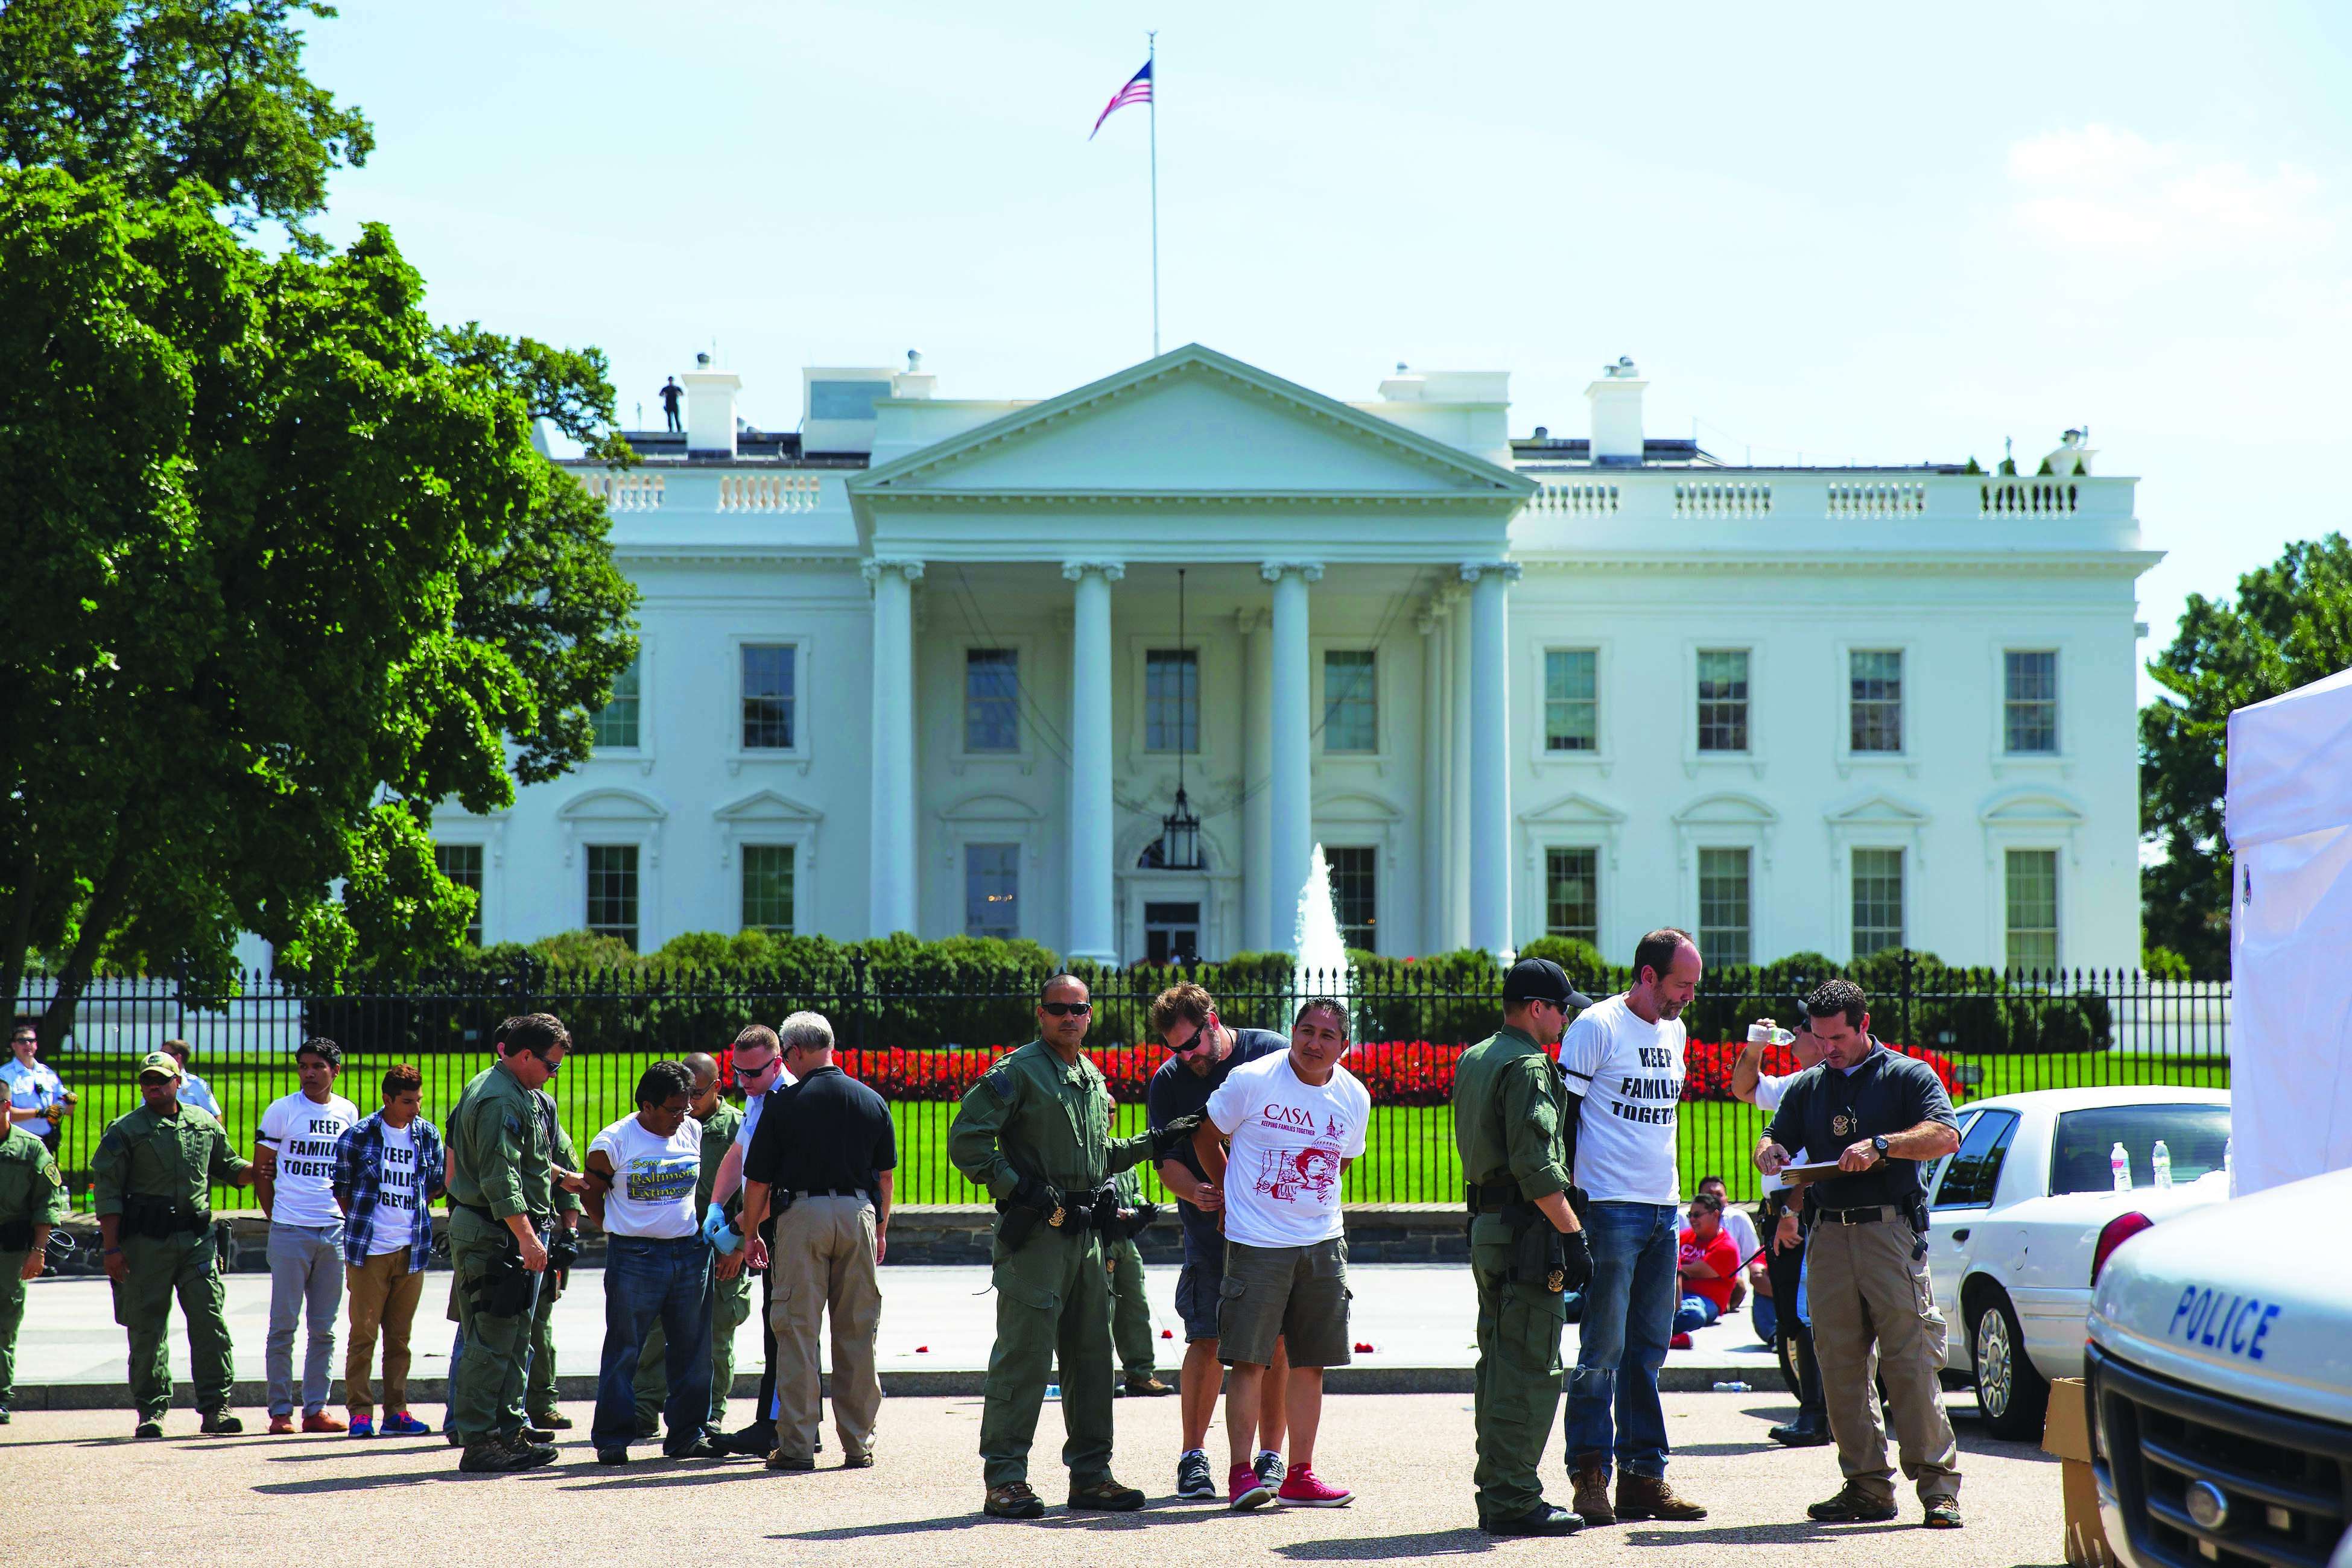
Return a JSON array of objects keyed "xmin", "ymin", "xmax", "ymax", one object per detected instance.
[
  {"xmin": 1262, "ymin": 560, "xmax": 1322, "ymax": 950},
  {"xmin": 1448, "ymin": 588, "xmax": 1473, "ymax": 948},
  {"xmin": 1063, "ymin": 560, "xmax": 1124, "ymax": 964},
  {"xmin": 864, "ymin": 557, "xmax": 924, "ymax": 937},
  {"xmin": 1240, "ymin": 609, "xmax": 1272, "ymax": 952},
  {"xmin": 1465, "ymin": 561, "xmax": 1521, "ymax": 955},
  {"xmin": 1419, "ymin": 603, "xmax": 1450, "ymax": 956}
]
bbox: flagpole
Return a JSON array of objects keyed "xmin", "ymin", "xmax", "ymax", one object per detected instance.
[{"xmin": 1147, "ymin": 30, "xmax": 1160, "ymax": 358}]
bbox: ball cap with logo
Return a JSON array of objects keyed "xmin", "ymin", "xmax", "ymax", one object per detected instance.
[
  {"xmin": 1501, "ymin": 957, "xmax": 1593, "ymax": 1011},
  {"xmin": 136, "ymin": 1051, "xmax": 183, "ymax": 1081}
]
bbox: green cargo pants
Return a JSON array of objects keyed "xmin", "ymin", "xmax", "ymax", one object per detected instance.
[
  {"xmin": 0, "ymin": 1249, "xmax": 25, "ymax": 1408},
  {"xmin": 112, "ymin": 1230, "xmax": 236, "ymax": 1423},
  {"xmin": 1469, "ymin": 1221, "xmax": 1570, "ymax": 1524},
  {"xmin": 980, "ymin": 1227, "xmax": 1115, "ymax": 1490},
  {"xmin": 635, "ymin": 1264, "xmax": 751, "ymax": 1432},
  {"xmin": 1104, "ymin": 1238, "xmax": 1156, "ymax": 1380},
  {"xmin": 525, "ymin": 1267, "xmax": 561, "ymax": 1421},
  {"xmin": 449, "ymin": 1209, "xmax": 542, "ymax": 1443}
]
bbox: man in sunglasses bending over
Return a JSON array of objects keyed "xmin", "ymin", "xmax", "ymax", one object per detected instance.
[{"xmin": 948, "ymin": 973, "xmax": 1203, "ymax": 1519}]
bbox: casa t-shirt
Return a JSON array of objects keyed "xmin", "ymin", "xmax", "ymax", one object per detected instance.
[
  {"xmin": 1753, "ymin": 1070, "xmax": 1808, "ymax": 1193},
  {"xmin": 591, "ymin": 1113, "xmax": 703, "ymax": 1238},
  {"xmin": 1205, "ymin": 1052, "xmax": 1371, "ymax": 1248},
  {"xmin": 1679, "ymin": 1225, "xmax": 1740, "ymax": 1312},
  {"xmin": 369, "ymin": 1123, "xmax": 423, "ymax": 1255},
  {"xmin": 1559, "ymin": 993, "xmax": 1686, "ymax": 1205},
  {"xmin": 258, "ymin": 1091, "xmax": 361, "ymax": 1228}
]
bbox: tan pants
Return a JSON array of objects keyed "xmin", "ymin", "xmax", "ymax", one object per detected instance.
[
  {"xmin": 1806, "ymin": 1213, "xmax": 1961, "ymax": 1506},
  {"xmin": 344, "ymin": 1248, "xmax": 424, "ymax": 1418},
  {"xmin": 769, "ymin": 1195, "xmax": 883, "ymax": 1462}
]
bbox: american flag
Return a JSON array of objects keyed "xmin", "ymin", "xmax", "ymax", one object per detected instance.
[{"xmin": 1088, "ymin": 58, "xmax": 1153, "ymax": 140}]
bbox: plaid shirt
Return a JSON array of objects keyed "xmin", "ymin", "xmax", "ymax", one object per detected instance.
[{"xmin": 332, "ymin": 1111, "xmax": 446, "ymax": 1271}]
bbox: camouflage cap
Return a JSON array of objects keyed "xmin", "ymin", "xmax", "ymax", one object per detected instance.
[{"xmin": 136, "ymin": 1051, "xmax": 183, "ymax": 1081}]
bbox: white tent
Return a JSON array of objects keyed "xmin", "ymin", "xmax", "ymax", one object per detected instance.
[{"xmin": 2226, "ymin": 665, "xmax": 2352, "ymax": 1194}]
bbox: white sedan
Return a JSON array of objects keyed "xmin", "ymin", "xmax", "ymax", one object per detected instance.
[{"xmin": 1922, "ymin": 1084, "xmax": 2230, "ymax": 1439}]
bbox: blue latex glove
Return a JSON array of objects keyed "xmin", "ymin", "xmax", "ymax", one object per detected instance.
[{"xmin": 702, "ymin": 1201, "xmax": 742, "ymax": 1255}]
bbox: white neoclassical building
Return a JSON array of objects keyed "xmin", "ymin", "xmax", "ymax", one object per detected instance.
[{"xmin": 431, "ymin": 344, "xmax": 2157, "ymax": 970}]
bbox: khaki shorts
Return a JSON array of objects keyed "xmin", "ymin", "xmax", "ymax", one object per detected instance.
[{"xmin": 1217, "ymin": 1238, "xmax": 1351, "ymax": 1370}]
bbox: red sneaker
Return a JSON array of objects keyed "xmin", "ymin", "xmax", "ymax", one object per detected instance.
[
  {"xmin": 1276, "ymin": 1464, "xmax": 1354, "ymax": 1508},
  {"xmin": 1669, "ymin": 1333, "xmax": 1693, "ymax": 1350},
  {"xmin": 1228, "ymin": 1462, "xmax": 1273, "ymax": 1511}
]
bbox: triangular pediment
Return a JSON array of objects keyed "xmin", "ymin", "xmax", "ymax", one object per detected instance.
[
  {"xmin": 1980, "ymin": 789, "xmax": 2085, "ymax": 826},
  {"xmin": 1518, "ymin": 790, "xmax": 1628, "ymax": 826},
  {"xmin": 1825, "ymin": 791, "xmax": 1931, "ymax": 827},
  {"xmin": 939, "ymin": 791, "xmax": 1044, "ymax": 825},
  {"xmin": 1672, "ymin": 792, "xmax": 1779, "ymax": 827},
  {"xmin": 851, "ymin": 344, "xmax": 1532, "ymax": 501},
  {"xmin": 714, "ymin": 788, "xmax": 823, "ymax": 825}
]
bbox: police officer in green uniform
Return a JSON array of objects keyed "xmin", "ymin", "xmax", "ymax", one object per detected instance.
[
  {"xmin": 0, "ymin": 1111, "xmax": 69, "ymax": 1422},
  {"xmin": 445, "ymin": 1013, "xmax": 568, "ymax": 1473},
  {"xmin": 634, "ymin": 1051, "xmax": 750, "ymax": 1439},
  {"xmin": 1453, "ymin": 958, "xmax": 1594, "ymax": 1537},
  {"xmin": 947, "ymin": 972, "xmax": 1201, "ymax": 1519},
  {"xmin": 524, "ymin": 1092, "xmax": 583, "ymax": 1431},
  {"xmin": 1103, "ymin": 1166, "xmax": 1170, "ymax": 1397},
  {"xmin": 91, "ymin": 1051, "xmax": 254, "ymax": 1438}
]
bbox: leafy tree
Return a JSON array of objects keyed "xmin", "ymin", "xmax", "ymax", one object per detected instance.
[
  {"xmin": 2141, "ymin": 534, "xmax": 2352, "ymax": 976},
  {"xmin": 0, "ymin": 169, "xmax": 637, "ymax": 1041},
  {"xmin": 0, "ymin": 0, "xmax": 372, "ymax": 242}
]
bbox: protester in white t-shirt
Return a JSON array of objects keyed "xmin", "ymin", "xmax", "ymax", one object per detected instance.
[
  {"xmin": 1194, "ymin": 997, "xmax": 1368, "ymax": 1511},
  {"xmin": 331, "ymin": 1062, "xmax": 446, "ymax": 1436},
  {"xmin": 256, "ymin": 1040, "xmax": 361, "ymax": 1431},
  {"xmin": 1558, "ymin": 929, "xmax": 1711, "ymax": 1523},
  {"xmin": 583, "ymin": 1060, "xmax": 722, "ymax": 1462}
]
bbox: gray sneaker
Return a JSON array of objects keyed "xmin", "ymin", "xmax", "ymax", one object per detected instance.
[
  {"xmin": 1176, "ymin": 1451, "xmax": 1216, "ymax": 1499},
  {"xmin": 1253, "ymin": 1451, "xmax": 1287, "ymax": 1493}
]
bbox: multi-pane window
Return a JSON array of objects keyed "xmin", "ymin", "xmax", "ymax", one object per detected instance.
[
  {"xmin": 741, "ymin": 644, "xmax": 797, "ymax": 750},
  {"xmin": 2005, "ymin": 849, "xmax": 2060, "ymax": 973},
  {"xmin": 1849, "ymin": 650, "xmax": 1903, "ymax": 753},
  {"xmin": 1544, "ymin": 847, "xmax": 1599, "ymax": 944},
  {"xmin": 1697, "ymin": 847, "xmax": 1753, "ymax": 969},
  {"xmin": 1327, "ymin": 846, "xmax": 1377, "ymax": 951},
  {"xmin": 591, "ymin": 657, "xmax": 641, "ymax": 750},
  {"xmin": 965, "ymin": 649, "xmax": 1019, "ymax": 753},
  {"xmin": 585, "ymin": 844, "xmax": 640, "ymax": 950},
  {"xmin": 1144, "ymin": 649, "xmax": 1198, "ymax": 753},
  {"xmin": 1696, "ymin": 649, "xmax": 1750, "ymax": 752},
  {"xmin": 2005, "ymin": 650, "xmax": 2059, "ymax": 753},
  {"xmin": 1323, "ymin": 651, "xmax": 1378, "ymax": 753},
  {"xmin": 1851, "ymin": 847, "xmax": 1904, "ymax": 958},
  {"xmin": 741, "ymin": 844, "xmax": 795, "ymax": 934},
  {"xmin": 965, "ymin": 843, "xmax": 1019, "ymax": 938},
  {"xmin": 434, "ymin": 844, "xmax": 484, "ymax": 946},
  {"xmin": 1544, "ymin": 649, "xmax": 1599, "ymax": 752}
]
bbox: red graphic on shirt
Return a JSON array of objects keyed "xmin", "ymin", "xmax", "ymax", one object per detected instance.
[{"xmin": 1253, "ymin": 1145, "xmax": 1343, "ymax": 1204}]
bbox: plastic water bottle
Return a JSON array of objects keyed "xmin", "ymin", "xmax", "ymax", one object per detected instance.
[
  {"xmin": 2152, "ymin": 1140, "xmax": 2172, "ymax": 1189},
  {"xmin": 1045, "ymin": 1383, "xmax": 1060, "ymax": 1401},
  {"xmin": 1711, "ymin": 1381, "xmax": 1749, "ymax": 1393},
  {"xmin": 2110, "ymin": 1142, "xmax": 2132, "ymax": 1192}
]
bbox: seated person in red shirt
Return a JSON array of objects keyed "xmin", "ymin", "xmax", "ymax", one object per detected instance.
[{"xmin": 1673, "ymin": 1194, "xmax": 1740, "ymax": 1339}]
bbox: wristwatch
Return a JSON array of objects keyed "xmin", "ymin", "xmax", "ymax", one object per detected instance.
[{"xmin": 1871, "ymin": 1136, "xmax": 1891, "ymax": 1160}]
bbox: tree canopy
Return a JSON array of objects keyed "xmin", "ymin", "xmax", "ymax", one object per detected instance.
[
  {"xmin": 2140, "ymin": 533, "xmax": 2352, "ymax": 976},
  {"xmin": 0, "ymin": 168, "xmax": 636, "ymax": 1036},
  {"xmin": 0, "ymin": 0, "xmax": 372, "ymax": 242}
]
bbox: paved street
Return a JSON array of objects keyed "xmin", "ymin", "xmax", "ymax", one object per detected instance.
[{"xmin": 5, "ymin": 1390, "xmax": 2060, "ymax": 1568}]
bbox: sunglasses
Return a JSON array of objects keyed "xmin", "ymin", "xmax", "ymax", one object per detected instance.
[
  {"xmin": 1039, "ymin": 1001, "xmax": 1092, "ymax": 1017},
  {"xmin": 1170, "ymin": 1011, "xmax": 1222, "ymax": 1054},
  {"xmin": 733, "ymin": 1058, "xmax": 781, "ymax": 1081}
]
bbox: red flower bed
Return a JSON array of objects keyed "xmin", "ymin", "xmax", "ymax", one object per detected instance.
[{"xmin": 724, "ymin": 1038, "xmax": 1960, "ymax": 1107}]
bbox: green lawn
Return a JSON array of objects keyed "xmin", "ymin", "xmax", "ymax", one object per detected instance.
[{"xmin": 43, "ymin": 1047, "xmax": 2229, "ymax": 1212}]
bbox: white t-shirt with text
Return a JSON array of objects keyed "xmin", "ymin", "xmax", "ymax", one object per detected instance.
[
  {"xmin": 369, "ymin": 1123, "xmax": 423, "ymax": 1254},
  {"xmin": 1559, "ymin": 993, "xmax": 1685, "ymax": 1205},
  {"xmin": 1205, "ymin": 1052, "xmax": 1370, "ymax": 1248},
  {"xmin": 591, "ymin": 1113, "xmax": 703, "ymax": 1238},
  {"xmin": 258, "ymin": 1092, "xmax": 360, "ymax": 1229},
  {"xmin": 1754, "ymin": 1070, "xmax": 1810, "ymax": 1193}
]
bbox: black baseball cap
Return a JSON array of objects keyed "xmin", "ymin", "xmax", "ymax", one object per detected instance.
[{"xmin": 1503, "ymin": 957, "xmax": 1593, "ymax": 1010}]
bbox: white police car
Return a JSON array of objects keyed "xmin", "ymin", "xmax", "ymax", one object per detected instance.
[{"xmin": 2085, "ymin": 1166, "xmax": 2352, "ymax": 1568}]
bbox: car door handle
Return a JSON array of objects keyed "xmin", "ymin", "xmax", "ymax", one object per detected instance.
[{"xmin": 1951, "ymin": 1229, "xmax": 1970, "ymax": 1244}]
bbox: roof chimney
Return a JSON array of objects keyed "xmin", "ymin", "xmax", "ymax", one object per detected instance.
[
  {"xmin": 682, "ymin": 351, "xmax": 741, "ymax": 458},
  {"xmin": 1585, "ymin": 356, "xmax": 1646, "ymax": 466}
]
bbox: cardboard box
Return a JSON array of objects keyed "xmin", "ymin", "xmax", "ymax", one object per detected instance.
[{"xmin": 2044, "ymin": 1377, "xmax": 2121, "ymax": 1567}]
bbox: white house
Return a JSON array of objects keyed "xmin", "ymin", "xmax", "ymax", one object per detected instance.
[{"xmin": 430, "ymin": 344, "xmax": 2157, "ymax": 972}]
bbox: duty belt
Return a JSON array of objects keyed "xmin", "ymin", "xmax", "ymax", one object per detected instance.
[
  {"xmin": 1815, "ymin": 1204, "xmax": 1896, "ymax": 1226},
  {"xmin": 1466, "ymin": 1181, "xmax": 1526, "ymax": 1215},
  {"xmin": 790, "ymin": 1187, "xmax": 870, "ymax": 1201}
]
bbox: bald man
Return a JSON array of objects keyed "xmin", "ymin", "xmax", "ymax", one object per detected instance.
[{"xmin": 632, "ymin": 1052, "xmax": 753, "ymax": 1446}]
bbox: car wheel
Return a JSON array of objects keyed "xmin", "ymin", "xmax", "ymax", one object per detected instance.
[{"xmin": 1969, "ymin": 1286, "xmax": 2049, "ymax": 1441}]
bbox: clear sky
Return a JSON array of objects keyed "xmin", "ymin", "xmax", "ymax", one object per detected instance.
[{"xmin": 301, "ymin": 1, "xmax": 2351, "ymax": 684}]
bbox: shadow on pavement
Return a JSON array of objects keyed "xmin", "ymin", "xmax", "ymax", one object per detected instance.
[
  {"xmin": 1273, "ymin": 1527, "xmax": 1495, "ymax": 1559},
  {"xmin": 1624, "ymin": 1520, "xmax": 1911, "ymax": 1546},
  {"xmin": 1669, "ymin": 1440, "xmax": 1784, "ymax": 1456}
]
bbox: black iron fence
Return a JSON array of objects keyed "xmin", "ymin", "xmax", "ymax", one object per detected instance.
[{"xmin": 17, "ymin": 957, "xmax": 2229, "ymax": 1213}]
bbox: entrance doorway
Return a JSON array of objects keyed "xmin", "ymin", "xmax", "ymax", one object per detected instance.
[{"xmin": 1143, "ymin": 902, "xmax": 1202, "ymax": 966}]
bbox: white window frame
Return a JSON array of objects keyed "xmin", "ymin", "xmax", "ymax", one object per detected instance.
[
  {"xmin": 1834, "ymin": 636, "xmax": 1916, "ymax": 777},
  {"xmin": 1319, "ymin": 840, "xmax": 1384, "ymax": 953},
  {"xmin": 736, "ymin": 841, "xmax": 801, "ymax": 935},
  {"xmin": 1515, "ymin": 790, "xmax": 1626, "ymax": 955},
  {"xmin": 1140, "ymin": 644, "xmax": 1203, "ymax": 757},
  {"xmin": 1538, "ymin": 841, "xmax": 1605, "ymax": 947},
  {"xmin": 1670, "ymin": 793, "xmax": 1776, "ymax": 957},
  {"xmin": 1694, "ymin": 844, "xmax": 1757, "ymax": 970},
  {"xmin": 589, "ymin": 635, "xmax": 655, "ymax": 774},
  {"xmin": 1683, "ymin": 640, "xmax": 1764, "ymax": 777},
  {"xmin": 938, "ymin": 792, "xmax": 1046, "ymax": 943},
  {"xmin": 960, "ymin": 839, "xmax": 1025, "ymax": 941},
  {"xmin": 558, "ymin": 788, "xmax": 666, "ymax": 950},
  {"xmin": 953, "ymin": 637, "xmax": 1036, "ymax": 773},
  {"xmin": 1313, "ymin": 640, "xmax": 1390, "ymax": 765},
  {"xmin": 728, "ymin": 633, "xmax": 813, "ymax": 774},
  {"xmin": 1529, "ymin": 640, "xmax": 1612, "ymax": 773},
  {"xmin": 1845, "ymin": 842, "xmax": 1910, "ymax": 964},
  {"xmin": 1990, "ymin": 640, "xmax": 2070, "ymax": 776},
  {"xmin": 1121, "ymin": 631, "xmax": 1225, "ymax": 777},
  {"xmin": 1997, "ymin": 845, "xmax": 2065, "ymax": 975},
  {"xmin": 431, "ymin": 833, "xmax": 493, "ymax": 946},
  {"xmin": 582, "ymin": 841, "xmax": 649, "ymax": 951}
]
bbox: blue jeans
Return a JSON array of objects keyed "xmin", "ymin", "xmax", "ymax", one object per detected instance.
[
  {"xmin": 1674, "ymin": 1295, "xmax": 1722, "ymax": 1335},
  {"xmin": 266, "ymin": 1222, "xmax": 345, "ymax": 1417},
  {"xmin": 1566, "ymin": 1201, "xmax": 1679, "ymax": 1478},
  {"xmin": 1753, "ymin": 1292, "xmax": 1778, "ymax": 1345},
  {"xmin": 593, "ymin": 1234, "xmax": 714, "ymax": 1451}
]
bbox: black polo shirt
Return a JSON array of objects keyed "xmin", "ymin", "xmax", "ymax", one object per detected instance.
[
  {"xmin": 742, "ymin": 1062, "xmax": 897, "ymax": 1198},
  {"xmin": 1766, "ymin": 1043, "xmax": 1957, "ymax": 1211}
]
